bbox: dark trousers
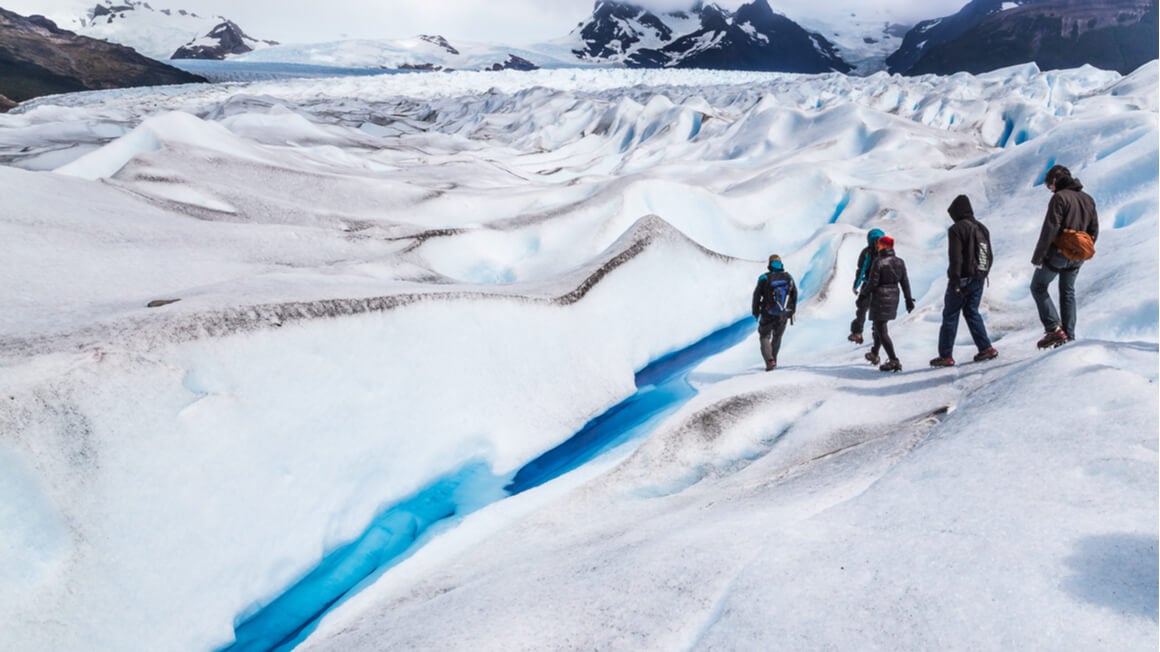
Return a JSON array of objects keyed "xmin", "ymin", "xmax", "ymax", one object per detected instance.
[
  {"xmin": 938, "ymin": 277, "xmax": 993, "ymax": 358},
  {"xmin": 850, "ymin": 290, "xmax": 871, "ymax": 335},
  {"xmin": 1031, "ymin": 251, "xmax": 1082, "ymax": 339},
  {"xmin": 758, "ymin": 316, "xmax": 790, "ymax": 363},
  {"xmin": 870, "ymin": 320, "xmax": 897, "ymax": 361}
]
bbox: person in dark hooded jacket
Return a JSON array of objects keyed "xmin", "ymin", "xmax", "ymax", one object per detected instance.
[
  {"xmin": 1031, "ymin": 164, "xmax": 1099, "ymax": 348},
  {"xmin": 847, "ymin": 228, "xmax": 885, "ymax": 344},
  {"xmin": 930, "ymin": 194, "xmax": 998, "ymax": 367},
  {"xmin": 862, "ymin": 236, "xmax": 914, "ymax": 372},
  {"xmin": 752, "ymin": 254, "xmax": 798, "ymax": 371}
]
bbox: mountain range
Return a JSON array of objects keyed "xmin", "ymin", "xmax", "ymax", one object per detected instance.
[
  {"xmin": 1, "ymin": 0, "xmax": 1156, "ymax": 107},
  {"xmin": 0, "ymin": 6, "xmax": 204, "ymax": 105}
]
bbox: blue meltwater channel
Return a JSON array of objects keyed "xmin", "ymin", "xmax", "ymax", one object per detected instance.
[{"xmin": 222, "ymin": 317, "xmax": 754, "ymax": 652}]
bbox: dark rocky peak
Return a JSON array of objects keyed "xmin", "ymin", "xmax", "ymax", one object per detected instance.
[
  {"xmin": 887, "ymin": 0, "xmax": 1050, "ymax": 73},
  {"xmin": 419, "ymin": 35, "xmax": 459, "ymax": 55},
  {"xmin": 171, "ymin": 20, "xmax": 264, "ymax": 59},
  {"xmin": 573, "ymin": 1, "xmax": 703, "ymax": 60},
  {"xmin": 733, "ymin": 0, "xmax": 780, "ymax": 29},
  {"xmin": 486, "ymin": 54, "xmax": 539, "ymax": 71},
  {"xmin": 697, "ymin": 2, "xmax": 732, "ymax": 31},
  {"xmin": 898, "ymin": 0, "xmax": 1158, "ymax": 75}
]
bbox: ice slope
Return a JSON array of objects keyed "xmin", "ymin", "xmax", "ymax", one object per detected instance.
[{"xmin": 0, "ymin": 62, "xmax": 1156, "ymax": 650}]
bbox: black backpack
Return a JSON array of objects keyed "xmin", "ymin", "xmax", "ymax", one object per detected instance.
[{"xmin": 972, "ymin": 223, "xmax": 992, "ymax": 277}]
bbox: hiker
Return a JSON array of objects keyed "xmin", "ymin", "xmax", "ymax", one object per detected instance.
[
  {"xmin": 848, "ymin": 228, "xmax": 885, "ymax": 344},
  {"xmin": 1031, "ymin": 164, "xmax": 1099, "ymax": 348},
  {"xmin": 752, "ymin": 254, "xmax": 798, "ymax": 371},
  {"xmin": 862, "ymin": 235, "xmax": 914, "ymax": 372},
  {"xmin": 930, "ymin": 195, "xmax": 998, "ymax": 367}
]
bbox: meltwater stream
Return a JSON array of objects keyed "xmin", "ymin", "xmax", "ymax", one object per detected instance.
[{"xmin": 222, "ymin": 317, "xmax": 754, "ymax": 652}]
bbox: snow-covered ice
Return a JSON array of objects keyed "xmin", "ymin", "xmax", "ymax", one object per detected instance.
[{"xmin": 0, "ymin": 62, "xmax": 1156, "ymax": 651}]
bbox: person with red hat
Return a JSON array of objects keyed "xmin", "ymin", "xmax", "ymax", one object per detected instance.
[{"xmin": 862, "ymin": 235, "xmax": 915, "ymax": 372}]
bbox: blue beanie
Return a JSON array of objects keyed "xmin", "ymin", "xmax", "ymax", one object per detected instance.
[{"xmin": 867, "ymin": 228, "xmax": 885, "ymax": 246}]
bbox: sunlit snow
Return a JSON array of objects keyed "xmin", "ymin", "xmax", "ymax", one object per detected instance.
[{"xmin": 0, "ymin": 63, "xmax": 1157, "ymax": 652}]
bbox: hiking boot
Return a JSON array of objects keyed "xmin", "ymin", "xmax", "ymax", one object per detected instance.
[
  {"xmin": 1037, "ymin": 328, "xmax": 1069, "ymax": 349},
  {"xmin": 765, "ymin": 359, "xmax": 776, "ymax": 371},
  {"xmin": 879, "ymin": 359, "xmax": 902, "ymax": 372},
  {"xmin": 929, "ymin": 356, "xmax": 955, "ymax": 368},
  {"xmin": 864, "ymin": 351, "xmax": 880, "ymax": 365},
  {"xmin": 848, "ymin": 333, "xmax": 864, "ymax": 344},
  {"xmin": 973, "ymin": 347, "xmax": 998, "ymax": 362}
]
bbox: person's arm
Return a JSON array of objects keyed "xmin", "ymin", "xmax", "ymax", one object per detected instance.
[
  {"xmin": 1031, "ymin": 195, "xmax": 1064, "ymax": 265},
  {"xmin": 853, "ymin": 248, "xmax": 868, "ymax": 292},
  {"xmin": 947, "ymin": 225, "xmax": 963, "ymax": 289},
  {"xmin": 1086, "ymin": 193, "xmax": 1100, "ymax": 243},
  {"xmin": 752, "ymin": 277, "xmax": 764, "ymax": 318},
  {"xmin": 901, "ymin": 262, "xmax": 915, "ymax": 313}
]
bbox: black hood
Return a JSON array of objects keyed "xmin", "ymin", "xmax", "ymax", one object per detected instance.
[{"xmin": 948, "ymin": 194, "xmax": 974, "ymax": 221}]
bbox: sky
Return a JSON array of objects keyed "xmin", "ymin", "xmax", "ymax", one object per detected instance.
[
  {"xmin": 10, "ymin": 0, "xmax": 971, "ymax": 43},
  {"xmin": 0, "ymin": 59, "xmax": 1156, "ymax": 651}
]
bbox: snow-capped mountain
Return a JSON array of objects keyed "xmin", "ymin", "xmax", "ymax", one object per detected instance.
[
  {"xmin": 571, "ymin": 0, "xmax": 850, "ymax": 73},
  {"xmin": 0, "ymin": 7, "xmax": 205, "ymax": 105},
  {"xmin": 887, "ymin": 0, "xmax": 1158, "ymax": 75},
  {"xmin": 171, "ymin": 19, "xmax": 273, "ymax": 60},
  {"xmin": 68, "ymin": 0, "xmax": 275, "ymax": 60},
  {"xmin": 230, "ymin": 35, "xmax": 578, "ymax": 73}
]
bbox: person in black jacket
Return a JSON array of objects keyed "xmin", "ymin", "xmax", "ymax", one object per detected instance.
[
  {"xmin": 930, "ymin": 194, "xmax": 998, "ymax": 367},
  {"xmin": 847, "ymin": 228, "xmax": 885, "ymax": 344},
  {"xmin": 862, "ymin": 236, "xmax": 914, "ymax": 372},
  {"xmin": 751, "ymin": 254, "xmax": 798, "ymax": 371},
  {"xmin": 1031, "ymin": 164, "xmax": 1099, "ymax": 348}
]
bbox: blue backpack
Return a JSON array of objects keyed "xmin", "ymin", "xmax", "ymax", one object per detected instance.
[{"xmin": 763, "ymin": 274, "xmax": 793, "ymax": 316}]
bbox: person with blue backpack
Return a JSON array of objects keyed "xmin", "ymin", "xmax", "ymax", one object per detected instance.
[
  {"xmin": 848, "ymin": 228, "xmax": 886, "ymax": 344},
  {"xmin": 752, "ymin": 254, "xmax": 798, "ymax": 371}
]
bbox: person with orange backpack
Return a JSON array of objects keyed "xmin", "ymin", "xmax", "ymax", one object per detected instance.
[
  {"xmin": 752, "ymin": 254, "xmax": 798, "ymax": 371},
  {"xmin": 1031, "ymin": 164, "xmax": 1099, "ymax": 349}
]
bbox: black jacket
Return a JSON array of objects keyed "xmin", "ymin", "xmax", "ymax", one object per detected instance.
[
  {"xmin": 947, "ymin": 195, "xmax": 992, "ymax": 287},
  {"xmin": 865, "ymin": 249, "xmax": 913, "ymax": 322},
  {"xmin": 752, "ymin": 270, "xmax": 798, "ymax": 320},
  {"xmin": 1032, "ymin": 179, "xmax": 1099, "ymax": 265}
]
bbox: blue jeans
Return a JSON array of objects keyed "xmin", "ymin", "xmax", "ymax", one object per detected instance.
[
  {"xmin": 938, "ymin": 277, "xmax": 992, "ymax": 358},
  {"xmin": 1030, "ymin": 251, "xmax": 1082, "ymax": 338}
]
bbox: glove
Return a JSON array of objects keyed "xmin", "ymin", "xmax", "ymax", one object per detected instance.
[
  {"xmin": 905, "ymin": 299, "xmax": 915, "ymax": 313},
  {"xmin": 852, "ymin": 286, "xmax": 860, "ymax": 296}
]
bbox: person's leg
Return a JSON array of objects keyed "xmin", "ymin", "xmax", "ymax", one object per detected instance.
[
  {"xmin": 1057, "ymin": 263, "xmax": 1081, "ymax": 340},
  {"xmin": 1030, "ymin": 265, "xmax": 1061, "ymax": 332},
  {"xmin": 850, "ymin": 291, "xmax": 870, "ymax": 337},
  {"xmin": 768, "ymin": 316, "xmax": 789, "ymax": 363},
  {"xmin": 937, "ymin": 281, "xmax": 966, "ymax": 358},
  {"xmin": 758, "ymin": 319, "xmax": 775, "ymax": 365},
  {"xmin": 961, "ymin": 277, "xmax": 993, "ymax": 351},
  {"xmin": 877, "ymin": 320, "xmax": 898, "ymax": 361}
]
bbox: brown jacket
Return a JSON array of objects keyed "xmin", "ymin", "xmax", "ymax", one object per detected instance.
[{"xmin": 1032, "ymin": 182, "xmax": 1099, "ymax": 266}]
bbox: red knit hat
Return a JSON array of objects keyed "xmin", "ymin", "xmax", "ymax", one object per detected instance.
[{"xmin": 877, "ymin": 235, "xmax": 895, "ymax": 249}]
